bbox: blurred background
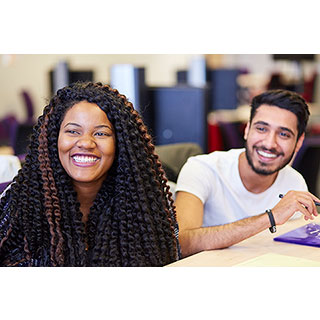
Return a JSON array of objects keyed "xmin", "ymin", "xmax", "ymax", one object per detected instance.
[{"xmin": 1, "ymin": 53, "xmax": 320, "ymax": 195}]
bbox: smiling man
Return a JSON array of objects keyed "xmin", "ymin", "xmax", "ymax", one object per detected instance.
[{"xmin": 175, "ymin": 89, "xmax": 320, "ymax": 257}]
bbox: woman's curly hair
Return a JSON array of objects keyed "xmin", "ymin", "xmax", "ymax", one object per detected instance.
[{"xmin": 0, "ymin": 82, "xmax": 180, "ymax": 266}]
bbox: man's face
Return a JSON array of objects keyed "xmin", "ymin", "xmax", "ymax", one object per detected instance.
[{"xmin": 244, "ymin": 104, "xmax": 304, "ymax": 176}]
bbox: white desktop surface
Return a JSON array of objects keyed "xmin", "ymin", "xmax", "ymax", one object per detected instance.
[
  {"xmin": 168, "ymin": 216, "xmax": 320, "ymax": 267},
  {"xmin": 0, "ymin": 155, "xmax": 21, "ymax": 183}
]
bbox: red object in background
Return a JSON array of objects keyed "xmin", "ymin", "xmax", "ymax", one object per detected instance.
[
  {"xmin": 309, "ymin": 124, "xmax": 320, "ymax": 136},
  {"xmin": 208, "ymin": 122, "xmax": 224, "ymax": 153},
  {"xmin": 301, "ymin": 72, "xmax": 317, "ymax": 103}
]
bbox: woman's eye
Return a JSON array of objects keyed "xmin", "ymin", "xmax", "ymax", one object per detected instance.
[
  {"xmin": 95, "ymin": 132, "xmax": 105, "ymax": 136},
  {"xmin": 95, "ymin": 132, "xmax": 109, "ymax": 137},
  {"xmin": 66, "ymin": 130, "xmax": 79, "ymax": 135}
]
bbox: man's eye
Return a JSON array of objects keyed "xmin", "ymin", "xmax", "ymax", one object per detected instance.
[
  {"xmin": 279, "ymin": 132, "xmax": 290, "ymax": 138},
  {"xmin": 256, "ymin": 127, "xmax": 266, "ymax": 132}
]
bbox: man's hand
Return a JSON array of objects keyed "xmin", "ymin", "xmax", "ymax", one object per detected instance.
[
  {"xmin": 175, "ymin": 190, "xmax": 320, "ymax": 257},
  {"xmin": 271, "ymin": 190, "xmax": 320, "ymax": 225}
]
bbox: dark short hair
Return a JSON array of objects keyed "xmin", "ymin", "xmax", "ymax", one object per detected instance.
[{"xmin": 250, "ymin": 89, "xmax": 310, "ymax": 139}]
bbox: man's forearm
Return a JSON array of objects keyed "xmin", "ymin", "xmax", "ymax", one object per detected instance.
[{"xmin": 179, "ymin": 212, "xmax": 271, "ymax": 257}]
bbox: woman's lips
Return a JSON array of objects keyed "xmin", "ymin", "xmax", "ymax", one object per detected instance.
[{"xmin": 71, "ymin": 154, "xmax": 100, "ymax": 167}]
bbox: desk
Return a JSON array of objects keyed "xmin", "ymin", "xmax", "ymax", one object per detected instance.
[
  {"xmin": 0, "ymin": 146, "xmax": 14, "ymax": 155},
  {"xmin": 0, "ymin": 155, "xmax": 21, "ymax": 183},
  {"xmin": 168, "ymin": 216, "xmax": 320, "ymax": 267}
]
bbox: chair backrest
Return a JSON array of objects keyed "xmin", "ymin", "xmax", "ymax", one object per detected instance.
[
  {"xmin": 13, "ymin": 123, "xmax": 34, "ymax": 155},
  {"xmin": 292, "ymin": 136, "xmax": 320, "ymax": 196},
  {"xmin": 0, "ymin": 115, "xmax": 18, "ymax": 147},
  {"xmin": 155, "ymin": 142, "xmax": 203, "ymax": 182},
  {"xmin": 218, "ymin": 121, "xmax": 245, "ymax": 150},
  {"xmin": 0, "ymin": 181, "xmax": 11, "ymax": 194},
  {"xmin": 21, "ymin": 90, "xmax": 35, "ymax": 124}
]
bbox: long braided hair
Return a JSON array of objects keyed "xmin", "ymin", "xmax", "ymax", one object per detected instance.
[{"xmin": 0, "ymin": 82, "xmax": 180, "ymax": 266}]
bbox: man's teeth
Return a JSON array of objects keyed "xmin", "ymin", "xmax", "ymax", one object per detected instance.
[
  {"xmin": 257, "ymin": 150, "xmax": 277, "ymax": 158},
  {"xmin": 72, "ymin": 155, "xmax": 98, "ymax": 163}
]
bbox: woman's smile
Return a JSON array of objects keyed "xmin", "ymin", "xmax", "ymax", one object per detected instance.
[{"xmin": 71, "ymin": 153, "xmax": 100, "ymax": 166}]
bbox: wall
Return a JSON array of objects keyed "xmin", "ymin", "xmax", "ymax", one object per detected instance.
[
  {"xmin": 0, "ymin": 54, "xmax": 199, "ymax": 121},
  {"xmin": 1, "ymin": 54, "xmax": 319, "ymax": 122}
]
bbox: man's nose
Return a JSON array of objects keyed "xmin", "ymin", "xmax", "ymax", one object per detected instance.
[{"xmin": 264, "ymin": 131, "xmax": 278, "ymax": 149}]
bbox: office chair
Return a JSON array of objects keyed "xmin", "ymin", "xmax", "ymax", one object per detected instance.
[
  {"xmin": 155, "ymin": 142, "xmax": 203, "ymax": 182},
  {"xmin": 21, "ymin": 90, "xmax": 35, "ymax": 124},
  {"xmin": 0, "ymin": 181, "xmax": 11, "ymax": 194},
  {"xmin": 0, "ymin": 115, "xmax": 18, "ymax": 147},
  {"xmin": 292, "ymin": 136, "xmax": 320, "ymax": 197},
  {"xmin": 12, "ymin": 123, "xmax": 34, "ymax": 156},
  {"xmin": 218, "ymin": 121, "xmax": 245, "ymax": 150}
]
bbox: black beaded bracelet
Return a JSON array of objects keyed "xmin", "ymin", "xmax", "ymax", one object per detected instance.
[{"xmin": 266, "ymin": 209, "xmax": 276, "ymax": 233}]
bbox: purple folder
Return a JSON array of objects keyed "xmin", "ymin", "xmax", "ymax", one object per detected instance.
[{"xmin": 273, "ymin": 223, "xmax": 320, "ymax": 248}]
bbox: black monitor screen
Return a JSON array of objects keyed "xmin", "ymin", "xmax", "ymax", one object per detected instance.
[
  {"xmin": 273, "ymin": 54, "xmax": 315, "ymax": 61},
  {"xmin": 49, "ymin": 70, "xmax": 94, "ymax": 96}
]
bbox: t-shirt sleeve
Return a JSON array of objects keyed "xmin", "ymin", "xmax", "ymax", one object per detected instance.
[
  {"xmin": 290, "ymin": 168, "xmax": 308, "ymax": 191},
  {"xmin": 299, "ymin": 177, "xmax": 308, "ymax": 191},
  {"xmin": 175, "ymin": 157, "xmax": 213, "ymax": 204}
]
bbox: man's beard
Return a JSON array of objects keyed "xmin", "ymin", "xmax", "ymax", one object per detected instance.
[{"xmin": 245, "ymin": 142, "xmax": 295, "ymax": 176}]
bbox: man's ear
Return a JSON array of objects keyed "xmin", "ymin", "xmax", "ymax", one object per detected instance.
[
  {"xmin": 295, "ymin": 132, "xmax": 305, "ymax": 154},
  {"xmin": 244, "ymin": 122, "xmax": 250, "ymax": 140}
]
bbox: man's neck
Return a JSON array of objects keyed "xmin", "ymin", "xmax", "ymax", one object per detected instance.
[{"xmin": 238, "ymin": 151, "xmax": 278, "ymax": 194}]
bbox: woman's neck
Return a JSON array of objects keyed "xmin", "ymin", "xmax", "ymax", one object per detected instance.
[{"xmin": 72, "ymin": 181, "xmax": 102, "ymax": 224}]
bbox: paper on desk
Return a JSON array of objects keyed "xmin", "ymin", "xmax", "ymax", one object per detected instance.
[{"xmin": 234, "ymin": 253, "xmax": 320, "ymax": 267}]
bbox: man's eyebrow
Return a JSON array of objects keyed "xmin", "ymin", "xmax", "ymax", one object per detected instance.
[
  {"xmin": 253, "ymin": 121, "xmax": 295, "ymax": 136},
  {"xmin": 252, "ymin": 120, "xmax": 269, "ymax": 126}
]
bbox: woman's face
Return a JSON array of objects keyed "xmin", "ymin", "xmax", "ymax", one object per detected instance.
[{"xmin": 58, "ymin": 101, "xmax": 116, "ymax": 187}]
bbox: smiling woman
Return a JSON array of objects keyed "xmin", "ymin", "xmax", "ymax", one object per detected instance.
[
  {"xmin": 58, "ymin": 101, "xmax": 117, "ymax": 224},
  {"xmin": 0, "ymin": 82, "xmax": 180, "ymax": 267},
  {"xmin": 58, "ymin": 103, "xmax": 116, "ymax": 176}
]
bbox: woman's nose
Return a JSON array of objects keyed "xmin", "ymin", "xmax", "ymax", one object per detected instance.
[{"xmin": 76, "ymin": 135, "xmax": 96, "ymax": 149}]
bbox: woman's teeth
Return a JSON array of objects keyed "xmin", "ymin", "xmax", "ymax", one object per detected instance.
[{"xmin": 72, "ymin": 155, "xmax": 98, "ymax": 163}]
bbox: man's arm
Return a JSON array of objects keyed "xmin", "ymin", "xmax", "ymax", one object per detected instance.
[{"xmin": 175, "ymin": 190, "xmax": 319, "ymax": 258}]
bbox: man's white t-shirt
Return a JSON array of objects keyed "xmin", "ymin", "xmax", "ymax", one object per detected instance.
[{"xmin": 176, "ymin": 148, "xmax": 308, "ymax": 227}]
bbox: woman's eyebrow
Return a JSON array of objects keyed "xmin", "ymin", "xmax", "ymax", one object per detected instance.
[
  {"xmin": 63, "ymin": 123, "xmax": 113, "ymax": 131},
  {"xmin": 95, "ymin": 124, "xmax": 113, "ymax": 130},
  {"xmin": 63, "ymin": 122, "xmax": 81, "ymax": 128}
]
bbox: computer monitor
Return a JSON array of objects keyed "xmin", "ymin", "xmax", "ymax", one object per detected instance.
[
  {"xmin": 207, "ymin": 69, "xmax": 240, "ymax": 110},
  {"xmin": 273, "ymin": 54, "xmax": 316, "ymax": 61},
  {"xmin": 49, "ymin": 70, "xmax": 94, "ymax": 96},
  {"xmin": 147, "ymin": 86, "xmax": 209, "ymax": 152}
]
